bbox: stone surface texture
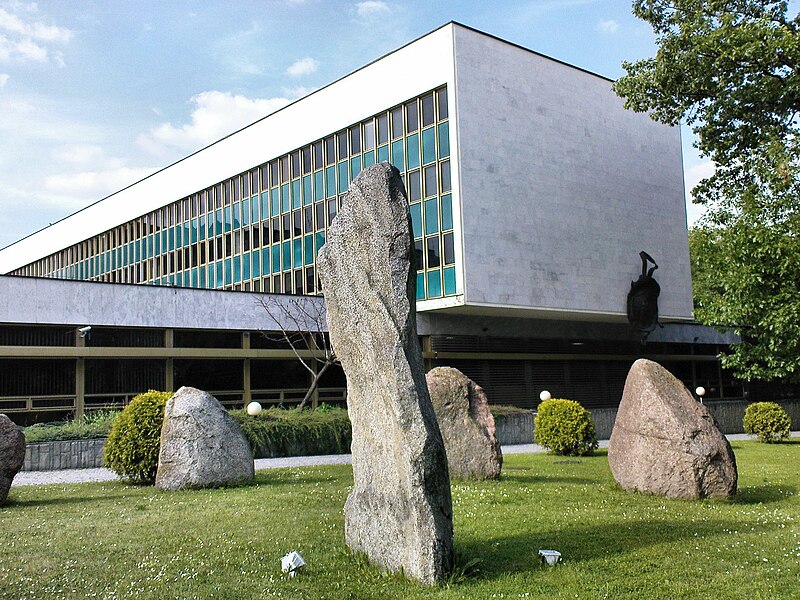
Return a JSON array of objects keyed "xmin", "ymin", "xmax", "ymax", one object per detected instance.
[
  {"xmin": 155, "ymin": 387, "xmax": 254, "ymax": 491},
  {"xmin": 608, "ymin": 359, "xmax": 737, "ymax": 499},
  {"xmin": 426, "ymin": 367, "xmax": 503, "ymax": 479},
  {"xmin": 1, "ymin": 414, "xmax": 25, "ymax": 503},
  {"xmin": 317, "ymin": 163, "xmax": 453, "ymax": 585}
]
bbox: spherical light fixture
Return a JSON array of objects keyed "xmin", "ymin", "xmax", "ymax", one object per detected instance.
[
  {"xmin": 695, "ymin": 386, "xmax": 706, "ymax": 398},
  {"xmin": 539, "ymin": 390, "xmax": 552, "ymax": 402},
  {"xmin": 246, "ymin": 401, "xmax": 263, "ymax": 416}
]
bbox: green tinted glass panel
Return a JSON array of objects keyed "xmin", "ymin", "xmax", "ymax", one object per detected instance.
[
  {"xmin": 261, "ymin": 192, "xmax": 269, "ymax": 219},
  {"xmin": 282, "ymin": 240, "xmax": 291, "ymax": 270},
  {"xmin": 350, "ymin": 156, "xmax": 362, "ymax": 179},
  {"xmin": 292, "ymin": 180, "xmax": 301, "ymax": 209},
  {"xmin": 224, "ymin": 258, "xmax": 232, "ymax": 284},
  {"xmin": 242, "ymin": 198, "xmax": 251, "ymax": 226},
  {"xmin": 243, "ymin": 253, "xmax": 251, "ymax": 280},
  {"xmin": 293, "ymin": 239, "xmax": 302, "ymax": 268},
  {"xmin": 175, "ymin": 272, "xmax": 183, "ymax": 287},
  {"xmin": 262, "ymin": 248, "xmax": 271, "ymax": 275},
  {"xmin": 271, "ymin": 245, "xmax": 281, "ymax": 273},
  {"xmin": 426, "ymin": 270, "xmax": 442, "ymax": 298},
  {"xmin": 191, "ymin": 219, "xmax": 198, "ymax": 243},
  {"xmin": 377, "ymin": 144, "xmax": 389, "ymax": 162},
  {"xmin": 421, "ymin": 127, "xmax": 436, "ymax": 165},
  {"xmin": 409, "ymin": 203, "xmax": 422, "ymax": 238},
  {"xmin": 424, "ymin": 198, "xmax": 439, "ymax": 235},
  {"xmin": 233, "ymin": 202, "xmax": 241, "ymax": 229},
  {"xmin": 337, "ymin": 161, "xmax": 349, "ymax": 193},
  {"xmin": 443, "ymin": 266, "xmax": 456, "ymax": 295},
  {"xmin": 315, "ymin": 232, "xmax": 326, "ymax": 253},
  {"xmin": 270, "ymin": 188, "xmax": 280, "ymax": 217},
  {"xmin": 416, "ymin": 273, "xmax": 425, "ymax": 300},
  {"xmin": 325, "ymin": 166, "xmax": 336, "ymax": 197},
  {"xmin": 215, "ymin": 261, "xmax": 223, "ymax": 287},
  {"xmin": 191, "ymin": 268, "xmax": 198, "ymax": 288},
  {"xmin": 226, "ymin": 206, "xmax": 234, "ymax": 233},
  {"xmin": 437, "ymin": 122, "xmax": 450, "ymax": 158},
  {"xmin": 154, "ymin": 235, "xmax": 160, "ymax": 255},
  {"xmin": 215, "ymin": 210, "xmax": 223, "ymax": 235},
  {"xmin": 198, "ymin": 266, "xmax": 206, "ymax": 288},
  {"xmin": 252, "ymin": 251, "xmax": 260, "ymax": 277},
  {"xmin": 302, "ymin": 175, "xmax": 312, "ymax": 206},
  {"xmin": 406, "ymin": 133, "xmax": 420, "ymax": 169},
  {"xmin": 390, "ymin": 140, "xmax": 404, "ymax": 171},
  {"xmin": 233, "ymin": 257, "xmax": 241, "ymax": 283},
  {"xmin": 363, "ymin": 150, "xmax": 375, "ymax": 167},
  {"xmin": 314, "ymin": 171, "xmax": 324, "ymax": 200},
  {"xmin": 281, "ymin": 184, "xmax": 290, "ymax": 213},
  {"xmin": 304, "ymin": 234, "xmax": 314, "ymax": 265},
  {"xmin": 441, "ymin": 194, "xmax": 453, "ymax": 230},
  {"xmin": 251, "ymin": 195, "xmax": 260, "ymax": 222}
]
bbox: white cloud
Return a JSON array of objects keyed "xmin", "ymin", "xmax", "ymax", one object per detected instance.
[
  {"xmin": 286, "ymin": 56, "xmax": 319, "ymax": 78},
  {"xmin": 282, "ymin": 85, "xmax": 317, "ymax": 99},
  {"xmin": 44, "ymin": 166, "xmax": 158, "ymax": 198},
  {"xmin": 137, "ymin": 90, "xmax": 292, "ymax": 156},
  {"xmin": 0, "ymin": 72, "xmax": 8, "ymax": 86},
  {"xmin": 355, "ymin": 1, "xmax": 390, "ymax": 18},
  {"xmin": 597, "ymin": 19, "xmax": 619, "ymax": 34},
  {"xmin": 0, "ymin": 4, "xmax": 71, "ymax": 65}
]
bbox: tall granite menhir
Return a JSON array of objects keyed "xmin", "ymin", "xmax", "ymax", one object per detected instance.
[{"xmin": 317, "ymin": 163, "xmax": 453, "ymax": 585}]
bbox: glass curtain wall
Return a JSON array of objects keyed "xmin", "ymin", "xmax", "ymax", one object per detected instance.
[{"xmin": 15, "ymin": 87, "xmax": 456, "ymax": 300}]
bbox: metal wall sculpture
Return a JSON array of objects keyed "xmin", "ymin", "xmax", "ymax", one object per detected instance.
[{"xmin": 627, "ymin": 251, "xmax": 661, "ymax": 340}]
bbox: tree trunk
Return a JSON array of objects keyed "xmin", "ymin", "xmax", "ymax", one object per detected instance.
[{"xmin": 297, "ymin": 361, "xmax": 333, "ymax": 409}]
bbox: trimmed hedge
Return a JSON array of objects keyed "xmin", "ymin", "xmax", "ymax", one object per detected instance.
[
  {"xmin": 743, "ymin": 402, "xmax": 791, "ymax": 443},
  {"xmin": 23, "ymin": 410, "xmax": 118, "ymax": 443},
  {"xmin": 103, "ymin": 390, "xmax": 172, "ymax": 484},
  {"xmin": 534, "ymin": 398, "xmax": 598, "ymax": 456},
  {"xmin": 231, "ymin": 406, "xmax": 351, "ymax": 458}
]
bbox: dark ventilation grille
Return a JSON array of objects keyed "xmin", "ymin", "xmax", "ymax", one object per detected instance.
[
  {"xmin": 85, "ymin": 359, "xmax": 165, "ymax": 394},
  {"xmin": 0, "ymin": 359, "xmax": 75, "ymax": 396},
  {"xmin": 86, "ymin": 328, "xmax": 164, "ymax": 347},
  {"xmin": 0, "ymin": 326, "xmax": 74, "ymax": 347},
  {"xmin": 432, "ymin": 358, "xmax": 639, "ymax": 410}
]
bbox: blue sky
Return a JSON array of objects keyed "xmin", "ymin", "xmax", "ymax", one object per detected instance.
[{"xmin": 0, "ymin": 0, "xmax": 710, "ymax": 249}]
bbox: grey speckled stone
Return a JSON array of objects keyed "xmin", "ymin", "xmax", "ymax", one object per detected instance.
[
  {"xmin": 317, "ymin": 163, "xmax": 453, "ymax": 585},
  {"xmin": 1, "ymin": 414, "xmax": 25, "ymax": 503},
  {"xmin": 608, "ymin": 359, "xmax": 737, "ymax": 500},
  {"xmin": 155, "ymin": 387, "xmax": 254, "ymax": 491},
  {"xmin": 426, "ymin": 367, "xmax": 503, "ymax": 479}
]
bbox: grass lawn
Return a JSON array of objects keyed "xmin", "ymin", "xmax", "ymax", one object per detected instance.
[{"xmin": 2, "ymin": 440, "xmax": 799, "ymax": 599}]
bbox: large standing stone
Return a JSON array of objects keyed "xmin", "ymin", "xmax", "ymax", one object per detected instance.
[
  {"xmin": 426, "ymin": 367, "xmax": 503, "ymax": 479},
  {"xmin": 1, "ymin": 414, "xmax": 25, "ymax": 504},
  {"xmin": 155, "ymin": 387, "xmax": 254, "ymax": 491},
  {"xmin": 608, "ymin": 359, "xmax": 737, "ymax": 499},
  {"xmin": 317, "ymin": 163, "xmax": 453, "ymax": 585}
]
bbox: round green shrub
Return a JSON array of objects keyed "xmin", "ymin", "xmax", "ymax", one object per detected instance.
[
  {"xmin": 534, "ymin": 398, "xmax": 598, "ymax": 456},
  {"xmin": 743, "ymin": 402, "xmax": 791, "ymax": 443},
  {"xmin": 103, "ymin": 390, "xmax": 172, "ymax": 484}
]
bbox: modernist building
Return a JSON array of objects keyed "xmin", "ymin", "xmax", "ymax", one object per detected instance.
[{"xmin": 1, "ymin": 23, "xmax": 769, "ymax": 426}]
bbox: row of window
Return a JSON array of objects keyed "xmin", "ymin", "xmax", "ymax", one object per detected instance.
[{"xmin": 17, "ymin": 87, "xmax": 457, "ymax": 300}]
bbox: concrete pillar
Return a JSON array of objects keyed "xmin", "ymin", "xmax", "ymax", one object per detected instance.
[
  {"xmin": 243, "ymin": 332, "xmax": 252, "ymax": 404},
  {"xmin": 165, "ymin": 329, "xmax": 174, "ymax": 392},
  {"xmin": 75, "ymin": 328, "xmax": 85, "ymax": 419}
]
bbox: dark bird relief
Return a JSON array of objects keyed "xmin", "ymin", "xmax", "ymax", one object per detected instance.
[{"xmin": 627, "ymin": 251, "xmax": 661, "ymax": 340}]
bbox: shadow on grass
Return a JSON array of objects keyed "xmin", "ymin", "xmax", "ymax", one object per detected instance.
[
  {"xmin": 3, "ymin": 490, "xmax": 131, "ymax": 509},
  {"xmin": 455, "ymin": 517, "xmax": 777, "ymax": 581},
  {"xmin": 733, "ymin": 484, "xmax": 797, "ymax": 504}
]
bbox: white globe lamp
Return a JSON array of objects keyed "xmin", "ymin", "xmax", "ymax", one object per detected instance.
[
  {"xmin": 539, "ymin": 390, "xmax": 552, "ymax": 402},
  {"xmin": 246, "ymin": 401, "xmax": 263, "ymax": 416}
]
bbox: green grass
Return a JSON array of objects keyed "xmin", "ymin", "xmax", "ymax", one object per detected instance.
[{"xmin": 2, "ymin": 441, "xmax": 799, "ymax": 599}]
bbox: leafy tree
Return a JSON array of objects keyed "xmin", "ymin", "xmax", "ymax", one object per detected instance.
[{"xmin": 616, "ymin": 1, "xmax": 800, "ymax": 381}]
